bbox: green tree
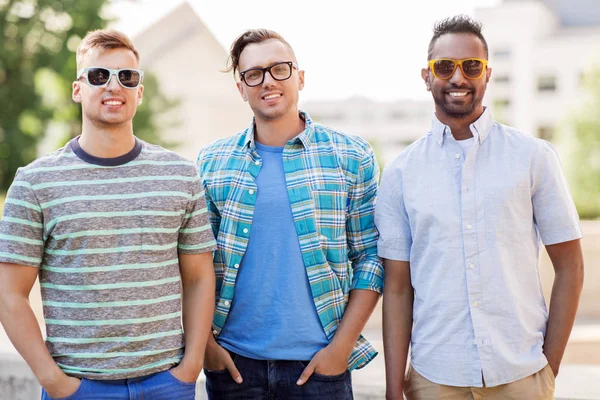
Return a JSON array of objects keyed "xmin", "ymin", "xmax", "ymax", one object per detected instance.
[
  {"xmin": 565, "ymin": 67, "xmax": 600, "ymax": 219},
  {"xmin": 0, "ymin": 0, "xmax": 106, "ymax": 190},
  {"xmin": 0, "ymin": 0, "xmax": 180, "ymax": 191}
]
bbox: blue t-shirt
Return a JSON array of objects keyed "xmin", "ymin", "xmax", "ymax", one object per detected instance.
[{"xmin": 218, "ymin": 142, "xmax": 330, "ymax": 360}]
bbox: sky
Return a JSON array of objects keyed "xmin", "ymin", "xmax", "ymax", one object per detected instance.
[{"xmin": 109, "ymin": 0, "xmax": 502, "ymax": 102}]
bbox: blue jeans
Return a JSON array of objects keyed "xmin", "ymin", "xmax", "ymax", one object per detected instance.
[
  {"xmin": 41, "ymin": 369, "xmax": 196, "ymax": 400},
  {"xmin": 205, "ymin": 351, "xmax": 353, "ymax": 399}
]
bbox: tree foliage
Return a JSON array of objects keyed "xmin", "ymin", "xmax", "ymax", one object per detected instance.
[
  {"xmin": 0, "ymin": 0, "xmax": 180, "ymax": 191},
  {"xmin": 566, "ymin": 68, "xmax": 600, "ymax": 219},
  {"xmin": 0, "ymin": 0, "xmax": 106, "ymax": 190}
]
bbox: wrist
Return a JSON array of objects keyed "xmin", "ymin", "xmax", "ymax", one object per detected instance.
[
  {"xmin": 38, "ymin": 367, "xmax": 68, "ymax": 389},
  {"xmin": 329, "ymin": 338, "xmax": 353, "ymax": 360},
  {"xmin": 178, "ymin": 356, "xmax": 202, "ymax": 375}
]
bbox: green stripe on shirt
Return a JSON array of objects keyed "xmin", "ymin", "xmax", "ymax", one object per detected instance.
[
  {"xmin": 42, "ymin": 259, "xmax": 179, "ymax": 273},
  {"xmin": 32, "ymin": 175, "xmax": 197, "ymax": 190},
  {"xmin": 57, "ymin": 357, "xmax": 181, "ymax": 375},
  {"xmin": 41, "ymin": 276, "xmax": 180, "ymax": 291},
  {"xmin": 47, "ymin": 329, "xmax": 183, "ymax": 344},
  {"xmin": 45, "ymin": 311, "xmax": 181, "ymax": 326},
  {"xmin": 41, "ymin": 191, "xmax": 191, "ymax": 208},
  {"xmin": 43, "ymin": 293, "xmax": 181, "ymax": 308}
]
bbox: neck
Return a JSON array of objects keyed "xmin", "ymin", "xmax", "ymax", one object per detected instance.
[
  {"xmin": 437, "ymin": 108, "xmax": 484, "ymax": 141},
  {"xmin": 254, "ymin": 109, "xmax": 305, "ymax": 147},
  {"xmin": 79, "ymin": 119, "xmax": 136, "ymax": 158}
]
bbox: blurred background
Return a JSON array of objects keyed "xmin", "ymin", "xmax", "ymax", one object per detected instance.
[{"xmin": 0, "ymin": 0, "xmax": 598, "ymax": 398}]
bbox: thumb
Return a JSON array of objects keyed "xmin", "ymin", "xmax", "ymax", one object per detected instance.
[{"xmin": 296, "ymin": 361, "xmax": 316, "ymax": 386}]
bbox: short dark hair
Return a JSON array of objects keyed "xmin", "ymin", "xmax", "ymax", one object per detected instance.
[
  {"xmin": 225, "ymin": 29, "xmax": 293, "ymax": 76},
  {"xmin": 427, "ymin": 15, "xmax": 488, "ymax": 60}
]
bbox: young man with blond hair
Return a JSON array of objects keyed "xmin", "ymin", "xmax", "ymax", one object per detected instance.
[
  {"xmin": 198, "ymin": 29, "xmax": 384, "ymax": 399},
  {"xmin": 0, "ymin": 29, "xmax": 216, "ymax": 399}
]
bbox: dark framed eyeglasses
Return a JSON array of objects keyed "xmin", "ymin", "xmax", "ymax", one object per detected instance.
[
  {"xmin": 77, "ymin": 67, "xmax": 144, "ymax": 89},
  {"xmin": 239, "ymin": 61, "xmax": 298, "ymax": 87},
  {"xmin": 428, "ymin": 58, "xmax": 488, "ymax": 80}
]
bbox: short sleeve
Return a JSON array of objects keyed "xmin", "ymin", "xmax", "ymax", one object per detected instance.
[
  {"xmin": 531, "ymin": 141, "xmax": 582, "ymax": 245},
  {"xmin": 0, "ymin": 169, "xmax": 45, "ymax": 267},
  {"xmin": 178, "ymin": 174, "xmax": 217, "ymax": 254},
  {"xmin": 375, "ymin": 163, "xmax": 412, "ymax": 261}
]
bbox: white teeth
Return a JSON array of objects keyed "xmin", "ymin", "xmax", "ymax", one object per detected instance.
[
  {"xmin": 448, "ymin": 92, "xmax": 468, "ymax": 97},
  {"xmin": 104, "ymin": 100, "xmax": 123, "ymax": 105},
  {"xmin": 264, "ymin": 94, "xmax": 281, "ymax": 100}
]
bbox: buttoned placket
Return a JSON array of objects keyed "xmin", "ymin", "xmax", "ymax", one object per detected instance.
[{"xmin": 457, "ymin": 131, "xmax": 494, "ymax": 386}]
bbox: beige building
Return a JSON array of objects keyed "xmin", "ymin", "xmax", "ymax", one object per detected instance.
[{"xmin": 131, "ymin": 2, "xmax": 252, "ymax": 161}]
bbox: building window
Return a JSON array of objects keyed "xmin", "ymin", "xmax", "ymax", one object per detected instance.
[
  {"xmin": 494, "ymin": 75, "xmax": 510, "ymax": 83},
  {"xmin": 538, "ymin": 76, "xmax": 557, "ymax": 92},
  {"xmin": 493, "ymin": 49, "xmax": 511, "ymax": 58},
  {"xmin": 537, "ymin": 126, "xmax": 554, "ymax": 141}
]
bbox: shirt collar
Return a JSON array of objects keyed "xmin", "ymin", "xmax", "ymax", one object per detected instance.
[
  {"xmin": 242, "ymin": 110, "xmax": 315, "ymax": 150},
  {"xmin": 431, "ymin": 107, "xmax": 494, "ymax": 147}
]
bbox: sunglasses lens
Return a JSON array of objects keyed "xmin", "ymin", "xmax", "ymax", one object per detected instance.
[
  {"xmin": 86, "ymin": 68, "xmax": 111, "ymax": 86},
  {"xmin": 118, "ymin": 69, "xmax": 141, "ymax": 88},
  {"xmin": 433, "ymin": 60, "xmax": 456, "ymax": 79},
  {"xmin": 462, "ymin": 59, "xmax": 484, "ymax": 79}
]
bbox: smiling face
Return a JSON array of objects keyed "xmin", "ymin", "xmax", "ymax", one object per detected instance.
[
  {"xmin": 72, "ymin": 48, "xmax": 144, "ymax": 129},
  {"xmin": 422, "ymin": 32, "xmax": 491, "ymax": 123},
  {"xmin": 236, "ymin": 39, "xmax": 304, "ymax": 123}
]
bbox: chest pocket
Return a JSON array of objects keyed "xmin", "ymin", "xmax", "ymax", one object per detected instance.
[
  {"xmin": 484, "ymin": 179, "xmax": 532, "ymax": 246},
  {"xmin": 311, "ymin": 186, "xmax": 347, "ymax": 240}
]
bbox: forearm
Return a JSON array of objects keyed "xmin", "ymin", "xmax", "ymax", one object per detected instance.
[
  {"xmin": 0, "ymin": 293, "xmax": 65, "ymax": 388},
  {"xmin": 543, "ymin": 266, "xmax": 584, "ymax": 372},
  {"xmin": 383, "ymin": 288, "xmax": 413, "ymax": 398},
  {"xmin": 180, "ymin": 275, "xmax": 215, "ymax": 373},
  {"xmin": 330, "ymin": 289, "xmax": 380, "ymax": 358}
]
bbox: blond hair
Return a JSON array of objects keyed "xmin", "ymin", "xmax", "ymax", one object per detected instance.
[{"xmin": 76, "ymin": 29, "xmax": 140, "ymax": 70}]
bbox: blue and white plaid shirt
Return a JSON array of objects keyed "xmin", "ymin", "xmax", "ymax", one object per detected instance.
[{"xmin": 197, "ymin": 111, "xmax": 384, "ymax": 370}]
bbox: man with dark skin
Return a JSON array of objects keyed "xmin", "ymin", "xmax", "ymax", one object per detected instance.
[{"xmin": 376, "ymin": 15, "xmax": 584, "ymax": 400}]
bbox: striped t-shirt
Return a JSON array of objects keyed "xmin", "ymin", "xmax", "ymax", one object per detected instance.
[{"xmin": 0, "ymin": 137, "xmax": 216, "ymax": 380}]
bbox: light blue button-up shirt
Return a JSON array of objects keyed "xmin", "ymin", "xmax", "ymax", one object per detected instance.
[{"xmin": 375, "ymin": 108, "xmax": 582, "ymax": 387}]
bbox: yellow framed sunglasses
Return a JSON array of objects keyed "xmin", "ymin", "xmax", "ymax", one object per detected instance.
[{"xmin": 428, "ymin": 58, "xmax": 488, "ymax": 80}]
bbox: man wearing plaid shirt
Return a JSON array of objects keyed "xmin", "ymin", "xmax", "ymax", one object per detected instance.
[{"xmin": 197, "ymin": 29, "xmax": 384, "ymax": 399}]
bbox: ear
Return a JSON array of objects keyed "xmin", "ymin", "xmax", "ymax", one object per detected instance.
[
  {"xmin": 72, "ymin": 81, "xmax": 82, "ymax": 103},
  {"xmin": 485, "ymin": 66, "xmax": 492, "ymax": 84},
  {"xmin": 421, "ymin": 68, "xmax": 431, "ymax": 91},
  {"xmin": 137, "ymin": 84, "xmax": 144, "ymax": 105},
  {"xmin": 297, "ymin": 69, "xmax": 305, "ymax": 91},
  {"xmin": 236, "ymin": 81, "xmax": 247, "ymax": 102}
]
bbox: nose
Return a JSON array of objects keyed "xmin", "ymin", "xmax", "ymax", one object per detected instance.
[
  {"xmin": 449, "ymin": 64, "xmax": 467, "ymax": 84},
  {"xmin": 105, "ymin": 73, "xmax": 121, "ymax": 91},
  {"xmin": 262, "ymin": 70, "xmax": 277, "ymax": 87}
]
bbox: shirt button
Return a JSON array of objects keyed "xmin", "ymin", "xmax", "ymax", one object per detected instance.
[
  {"xmin": 249, "ymin": 190, "xmax": 255, "ymax": 195},
  {"xmin": 473, "ymin": 301, "xmax": 479, "ymax": 307},
  {"xmin": 213, "ymin": 330, "xmax": 218, "ymax": 335},
  {"xmin": 223, "ymin": 300, "xmax": 230, "ymax": 306},
  {"xmin": 234, "ymin": 263, "xmax": 239, "ymax": 268},
  {"xmin": 455, "ymin": 153, "xmax": 461, "ymax": 159},
  {"xmin": 255, "ymin": 160, "xmax": 260, "ymax": 165},
  {"xmin": 469, "ymin": 263, "xmax": 475, "ymax": 270},
  {"xmin": 243, "ymin": 228, "xmax": 249, "ymax": 234},
  {"xmin": 466, "ymin": 224, "xmax": 472, "ymax": 230}
]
